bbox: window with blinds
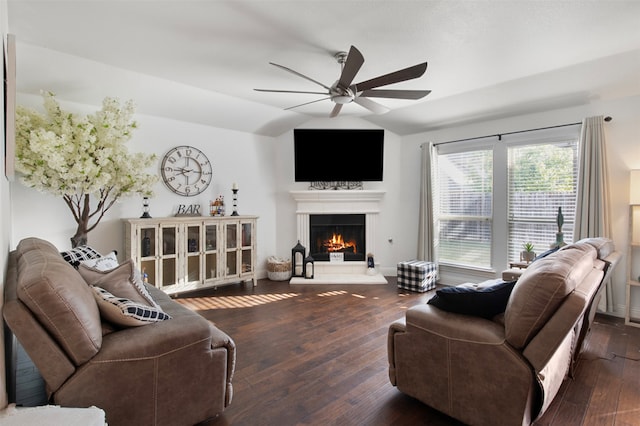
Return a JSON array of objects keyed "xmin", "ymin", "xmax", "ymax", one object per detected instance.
[
  {"xmin": 507, "ymin": 141, "xmax": 578, "ymax": 262},
  {"xmin": 437, "ymin": 149, "xmax": 493, "ymax": 268}
]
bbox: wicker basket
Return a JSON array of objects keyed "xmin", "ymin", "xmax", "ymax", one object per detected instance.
[{"xmin": 267, "ymin": 256, "xmax": 291, "ymax": 281}]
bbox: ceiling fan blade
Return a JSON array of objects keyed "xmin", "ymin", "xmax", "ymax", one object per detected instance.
[
  {"xmin": 354, "ymin": 97, "xmax": 390, "ymax": 115},
  {"xmin": 254, "ymin": 88, "xmax": 329, "ymax": 95},
  {"xmin": 359, "ymin": 89, "xmax": 431, "ymax": 100},
  {"xmin": 329, "ymin": 104, "xmax": 343, "ymax": 118},
  {"xmin": 336, "ymin": 45, "xmax": 364, "ymax": 90},
  {"xmin": 284, "ymin": 96, "xmax": 332, "ymax": 111},
  {"xmin": 269, "ymin": 62, "xmax": 332, "ymax": 91},
  {"xmin": 351, "ymin": 62, "xmax": 428, "ymax": 91}
]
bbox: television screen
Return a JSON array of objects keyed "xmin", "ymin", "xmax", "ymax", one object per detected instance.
[{"xmin": 294, "ymin": 129, "xmax": 384, "ymax": 182}]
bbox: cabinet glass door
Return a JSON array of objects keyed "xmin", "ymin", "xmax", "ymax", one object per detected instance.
[
  {"xmin": 160, "ymin": 225, "xmax": 178, "ymax": 287},
  {"xmin": 241, "ymin": 222, "xmax": 253, "ymax": 273},
  {"xmin": 140, "ymin": 227, "xmax": 156, "ymax": 258},
  {"xmin": 185, "ymin": 225, "xmax": 201, "ymax": 283},
  {"xmin": 226, "ymin": 223, "xmax": 238, "ymax": 276},
  {"xmin": 205, "ymin": 224, "xmax": 218, "ymax": 280},
  {"xmin": 241, "ymin": 249, "xmax": 253, "ymax": 273},
  {"xmin": 139, "ymin": 226, "xmax": 157, "ymax": 285},
  {"xmin": 242, "ymin": 222, "xmax": 252, "ymax": 247}
]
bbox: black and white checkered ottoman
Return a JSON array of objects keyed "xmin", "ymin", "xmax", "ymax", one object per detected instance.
[{"xmin": 397, "ymin": 260, "xmax": 437, "ymax": 292}]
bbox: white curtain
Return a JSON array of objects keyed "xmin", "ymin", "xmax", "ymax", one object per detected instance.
[
  {"xmin": 418, "ymin": 143, "xmax": 438, "ymax": 263},
  {"xmin": 574, "ymin": 115, "xmax": 613, "ymax": 311}
]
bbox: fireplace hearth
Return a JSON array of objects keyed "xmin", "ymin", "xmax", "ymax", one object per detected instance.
[{"xmin": 309, "ymin": 214, "xmax": 365, "ymax": 261}]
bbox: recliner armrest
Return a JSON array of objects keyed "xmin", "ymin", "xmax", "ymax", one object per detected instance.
[{"xmin": 406, "ymin": 304, "xmax": 506, "ymax": 344}]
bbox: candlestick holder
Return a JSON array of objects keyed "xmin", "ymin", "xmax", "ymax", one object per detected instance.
[
  {"xmin": 231, "ymin": 188, "xmax": 239, "ymax": 216},
  {"xmin": 140, "ymin": 196, "xmax": 152, "ymax": 218}
]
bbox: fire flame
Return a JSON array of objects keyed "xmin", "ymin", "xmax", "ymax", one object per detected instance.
[{"xmin": 323, "ymin": 233, "xmax": 357, "ymax": 253}]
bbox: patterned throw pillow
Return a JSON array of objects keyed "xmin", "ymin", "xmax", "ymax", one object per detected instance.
[
  {"xmin": 60, "ymin": 245, "xmax": 102, "ymax": 267},
  {"xmin": 80, "ymin": 251, "xmax": 119, "ymax": 271},
  {"xmin": 91, "ymin": 286, "xmax": 171, "ymax": 327}
]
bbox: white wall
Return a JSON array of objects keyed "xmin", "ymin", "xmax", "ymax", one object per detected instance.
[
  {"xmin": 400, "ymin": 95, "xmax": 640, "ymax": 319},
  {"xmin": 11, "ymin": 94, "xmax": 278, "ymax": 278}
]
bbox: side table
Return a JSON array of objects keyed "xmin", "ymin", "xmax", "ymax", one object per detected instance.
[{"xmin": 509, "ymin": 261, "xmax": 532, "ymax": 269}]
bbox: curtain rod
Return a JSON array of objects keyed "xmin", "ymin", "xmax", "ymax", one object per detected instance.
[{"xmin": 432, "ymin": 116, "xmax": 612, "ymax": 147}]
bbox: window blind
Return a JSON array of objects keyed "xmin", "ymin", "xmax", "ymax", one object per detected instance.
[
  {"xmin": 437, "ymin": 149, "xmax": 493, "ymax": 268},
  {"xmin": 507, "ymin": 141, "xmax": 578, "ymax": 261}
]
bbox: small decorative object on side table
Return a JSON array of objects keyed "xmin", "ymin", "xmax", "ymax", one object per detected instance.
[
  {"xmin": 552, "ymin": 206, "xmax": 567, "ymax": 248},
  {"xmin": 520, "ymin": 242, "xmax": 536, "ymax": 263}
]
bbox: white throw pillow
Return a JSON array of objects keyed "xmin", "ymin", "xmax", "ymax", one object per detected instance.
[
  {"xmin": 92, "ymin": 286, "xmax": 171, "ymax": 327},
  {"xmin": 80, "ymin": 251, "xmax": 119, "ymax": 271}
]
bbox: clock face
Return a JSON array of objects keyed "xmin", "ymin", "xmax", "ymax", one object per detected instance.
[{"xmin": 161, "ymin": 146, "xmax": 212, "ymax": 196}]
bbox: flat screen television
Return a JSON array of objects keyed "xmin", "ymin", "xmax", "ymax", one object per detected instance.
[{"xmin": 294, "ymin": 129, "xmax": 384, "ymax": 182}]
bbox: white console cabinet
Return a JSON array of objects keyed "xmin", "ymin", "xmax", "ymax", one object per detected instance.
[{"xmin": 124, "ymin": 216, "xmax": 257, "ymax": 295}]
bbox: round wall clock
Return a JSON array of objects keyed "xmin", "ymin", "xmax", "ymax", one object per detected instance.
[{"xmin": 161, "ymin": 145, "xmax": 213, "ymax": 196}]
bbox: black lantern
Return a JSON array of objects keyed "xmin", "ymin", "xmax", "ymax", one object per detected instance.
[
  {"xmin": 291, "ymin": 240, "xmax": 306, "ymax": 277},
  {"xmin": 304, "ymin": 255, "xmax": 315, "ymax": 279}
]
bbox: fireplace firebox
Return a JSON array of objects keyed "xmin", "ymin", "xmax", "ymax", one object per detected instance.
[{"xmin": 309, "ymin": 214, "xmax": 365, "ymax": 261}]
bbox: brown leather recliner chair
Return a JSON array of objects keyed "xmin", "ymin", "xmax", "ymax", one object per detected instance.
[{"xmin": 388, "ymin": 238, "xmax": 620, "ymax": 426}]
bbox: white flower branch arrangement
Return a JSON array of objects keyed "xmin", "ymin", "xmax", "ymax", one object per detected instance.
[{"xmin": 15, "ymin": 91, "xmax": 158, "ymax": 248}]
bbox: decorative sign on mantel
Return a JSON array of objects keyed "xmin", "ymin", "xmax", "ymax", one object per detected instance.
[
  {"xmin": 329, "ymin": 252, "xmax": 344, "ymax": 262},
  {"xmin": 175, "ymin": 204, "xmax": 202, "ymax": 217},
  {"xmin": 309, "ymin": 181, "xmax": 363, "ymax": 190}
]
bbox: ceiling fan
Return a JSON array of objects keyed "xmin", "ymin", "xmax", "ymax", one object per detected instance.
[{"xmin": 255, "ymin": 45, "xmax": 431, "ymax": 117}]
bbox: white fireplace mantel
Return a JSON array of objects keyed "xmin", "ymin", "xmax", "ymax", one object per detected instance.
[
  {"xmin": 289, "ymin": 190, "xmax": 387, "ymax": 284},
  {"xmin": 290, "ymin": 190, "xmax": 385, "ymax": 214}
]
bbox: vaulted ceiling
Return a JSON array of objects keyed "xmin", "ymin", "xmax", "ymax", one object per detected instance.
[{"xmin": 8, "ymin": 1, "xmax": 640, "ymax": 136}]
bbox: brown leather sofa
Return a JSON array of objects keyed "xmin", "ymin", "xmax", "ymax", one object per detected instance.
[
  {"xmin": 388, "ymin": 238, "xmax": 620, "ymax": 426},
  {"xmin": 4, "ymin": 237, "xmax": 236, "ymax": 426}
]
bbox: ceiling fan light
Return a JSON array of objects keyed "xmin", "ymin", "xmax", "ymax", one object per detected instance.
[{"xmin": 333, "ymin": 95, "xmax": 353, "ymax": 104}]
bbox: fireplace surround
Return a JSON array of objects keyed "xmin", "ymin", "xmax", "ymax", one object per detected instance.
[{"xmin": 290, "ymin": 190, "xmax": 386, "ymax": 284}]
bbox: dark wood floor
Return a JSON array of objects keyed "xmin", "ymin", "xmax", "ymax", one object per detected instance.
[{"xmin": 174, "ymin": 277, "xmax": 640, "ymax": 426}]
